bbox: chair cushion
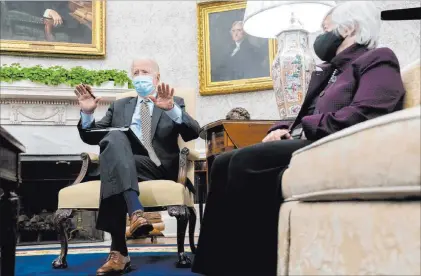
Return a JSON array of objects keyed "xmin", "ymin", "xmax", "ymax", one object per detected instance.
[
  {"xmin": 58, "ymin": 180, "xmax": 194, "ymax": 209},
  {"xmin": 282, "ymin": 106, "xmax": 421, "ymax": 201}
]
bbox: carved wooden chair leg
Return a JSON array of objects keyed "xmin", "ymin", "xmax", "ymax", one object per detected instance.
[
  {"xmin": 187, "ymin": 206, "xmax": 197, "ymax": 254},
  {"xmin": 52, "ymin": 209, "xmax": 73, "ymax": 269},
  {"xmin": 168, "ymin": 205, "xmax": 191, "ymax": 268}
]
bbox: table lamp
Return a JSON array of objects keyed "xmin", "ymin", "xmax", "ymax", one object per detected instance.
[{"xmin": 243, "ymin": 1, "xmax": 335, "ymax": 119}]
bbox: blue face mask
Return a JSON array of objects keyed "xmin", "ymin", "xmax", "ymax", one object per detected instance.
[{"xmin": 132, "ymin": 75, "xmax": 155, "ymax": 97}]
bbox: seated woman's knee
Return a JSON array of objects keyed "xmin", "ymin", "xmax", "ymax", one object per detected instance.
[
  {"xmin": 227, "ymin": 149, "xmax": 250, "ymax": 175},
  {"xmin": 211, "ymin": 151, "xmax": 233, "ymax": 171}
]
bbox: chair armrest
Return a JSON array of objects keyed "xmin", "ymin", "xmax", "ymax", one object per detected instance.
[
  {"xmin": 187, "ymin": 149, "xmax": 200, "ymax": 161},
  {"xmin": 78, "ymin": 149, "xmax": 195, "ymax": 187},
  {"xmin": 78, "ymin": 149, "xmax": 193, "ymax": 186},
  {"xmin": 177, "ymin": 146, "xmax": 202, "ymax": 185},
  {"xmin": 177, "ymin": 148, "xmax": 189, "ymax": 185},
  {"xmin": 85, "ymin": 152, "xmax": 99, "ymax": 163},
  {"xmin": 72, "ymin": 152, "xmax": 99, "ymax": 185}
]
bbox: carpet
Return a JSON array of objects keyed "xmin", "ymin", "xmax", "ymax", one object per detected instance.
[{"xmin": 16, "ymin": 245, "xmax": 199, "ymax": 276}]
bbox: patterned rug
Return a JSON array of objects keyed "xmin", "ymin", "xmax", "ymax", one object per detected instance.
[{"xmin": 16, "ymin": 245, "xmax": 199, "ymax": 275}]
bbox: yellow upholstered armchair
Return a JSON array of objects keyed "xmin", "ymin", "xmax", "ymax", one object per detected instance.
[{"xmin": 51, "ymin": 88, "xmax": 200, "ymax": 269}]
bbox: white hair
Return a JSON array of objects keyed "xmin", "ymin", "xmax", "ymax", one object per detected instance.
[
  {"xmin": 325, "ymin": 1, "xmax": 381, "ymax": 49},
  {"xmin": 231, "ymin": 21, "xmax": 244, "ymax": 29},
  {"xmin": 131, "ymin": 57, "xmax": 160, "ymax": 73}
]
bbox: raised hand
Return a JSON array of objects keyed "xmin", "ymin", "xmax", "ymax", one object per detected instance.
[
  {"xmin": 74, "ymin": 84, "xmax": 101, "ymax": 114},
  {"xmin": 148, "ymin": 83, "xmax": 175, "ymax": 111}
]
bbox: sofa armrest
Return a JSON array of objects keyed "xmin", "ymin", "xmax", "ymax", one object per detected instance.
[{"xmin": 282, "ymin": 106, "xmax": 421, "ymax": 201}]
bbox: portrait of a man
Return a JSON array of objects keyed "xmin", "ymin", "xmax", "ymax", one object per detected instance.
[
  {"xmin": 209, "ymin": 9, "xmax": 270, "ymax": 82},
  {"xmin": 0, "ymin": 1, "xmax": 92, "ymax": 44},
  {"xmin": 198, "ymin": 1, "xmax": 276, "ymax": 95}
]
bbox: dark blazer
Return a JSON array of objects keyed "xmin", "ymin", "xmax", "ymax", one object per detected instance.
[
  {"xmin": 4, "ymin": 1, "xmax": 90, "ymax": 43},
  {"xmin": 4, "ymin": 1, "xmax": 47, "ymax": 17},
  {"xmin": 213, "ymin": 39, "xmax": 269, "ymax": 82},
  {"xmin": 5, "ymin": 1, "xmax": 71, "ymax": 21},
  {"xmin": 270, "ymin": 44, "xmax": 406, "ymax": 140},
  {"xmin": 78, "ymin": 96, "xmax": 200, "ymax": 181}
]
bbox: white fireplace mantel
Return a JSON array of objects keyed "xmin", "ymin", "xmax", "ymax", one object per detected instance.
[
  {"xmin": 0, "ymin": 81, "xmax": 131, "ymax": 155},
  {"xmin": 1, "ymin": 80, "xmax": 129, "ymax": 101}
]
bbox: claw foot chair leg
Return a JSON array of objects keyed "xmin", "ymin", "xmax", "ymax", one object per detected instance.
[
  {"xmin": 168, "ymin": 205, "xmax": 191, "ymax": 268},
  {"xmin": 52, "ymin": 209, "xmax": 73, "ymax": 269}
]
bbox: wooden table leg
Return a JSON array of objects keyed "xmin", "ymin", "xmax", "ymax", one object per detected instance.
[{"xmin": 0, "ymin": 189, "xmax": 19, "ymax": 276}]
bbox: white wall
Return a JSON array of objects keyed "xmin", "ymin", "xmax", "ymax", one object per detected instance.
[{"xmin": 2, "ymin": 0, "xmax": 420, "ymax": 154}]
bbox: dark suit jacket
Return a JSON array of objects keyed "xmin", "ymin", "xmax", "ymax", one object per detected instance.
[
  {"xmin": 78, "ymin": 96, "xmax": 200, "ymax": 181},
  {"xmin": 213, "ymin": 39, "xmax": 269, "ymax": 82},
  {"xmin": 4, "ymin": 1, "xmax": 86, "ymax": 37},
  {"xmin": 4, "ymin": 1, "xmax": 47, "ymax": 17},
  {"xmin": 5, "ymin": 1, "xmax": 70, "ymax": 20},
  {"xmin": 269, "ymin": 44, "xmax": 406, "ymax": 141}
]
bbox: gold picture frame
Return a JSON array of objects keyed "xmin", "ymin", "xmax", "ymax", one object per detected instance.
[
  {"xmin": 0, "ymin": 0, "xmax": 106, "ymax": 59},
  {"xmin": 197, "ymin": 1, "xmax": 276, "ymax": 96}
]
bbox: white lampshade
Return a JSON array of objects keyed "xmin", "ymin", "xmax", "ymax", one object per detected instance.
[{"xmin": 243, "ymin": 1, "xmax": 336, "ymax": 38}]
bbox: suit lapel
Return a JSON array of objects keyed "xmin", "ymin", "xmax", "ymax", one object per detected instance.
[
  {"xmin": 304, "ymin": 69, "xmax": 333, "ymax": 102},
  {"xmin": 124, "ymin": 97, "xmax": 137, "ymax": 127},
  {"xmin": 151, "ymin": 107, "xmax": 163, "ymax": 139}
]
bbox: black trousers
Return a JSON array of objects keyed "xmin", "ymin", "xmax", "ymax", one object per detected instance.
[
  {"xmin": 95, "ymin": 131, "xmax": 169, "ymax": 235},
  {"xmin": 192, "ymin": 139, "xmax": 312, "ymax": 276}
]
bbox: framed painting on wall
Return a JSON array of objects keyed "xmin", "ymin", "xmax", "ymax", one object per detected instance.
[
  {"xmin": 197, "ymin": 1, "xmax": 276, "ymax": 96},
  {"xmin": 0, "ymin": 0, "xmax": 106, "ymax": 58}
]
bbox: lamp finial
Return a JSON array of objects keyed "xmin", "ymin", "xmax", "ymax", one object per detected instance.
[{"xmin": 289, "ymin": 12, "xmax": 304, "ymax": 29}]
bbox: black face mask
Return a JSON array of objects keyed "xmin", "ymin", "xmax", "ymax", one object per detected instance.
[{"xmin": 313, "ymin": 31, "xmax": 345, "ymax": 62}]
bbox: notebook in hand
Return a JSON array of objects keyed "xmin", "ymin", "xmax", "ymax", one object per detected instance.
[{"xmin": 84, "ymin": 127, "xmax": 148, "ymax": 155}]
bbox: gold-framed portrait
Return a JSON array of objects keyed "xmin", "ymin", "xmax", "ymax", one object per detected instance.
[
  {"xmin": 197, "ymin": 1, "xmax": 276, "ymax": 96},
  {"xmin": 0, "ymin": 0, "xmax": 106, "ymax": 58}
]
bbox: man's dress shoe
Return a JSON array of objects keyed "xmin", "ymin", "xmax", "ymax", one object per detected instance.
[
  {"xmin": 128, "ymin": 210, "xmax": 153, "ymax": 237},
  {"xmin": 97, "ymin": 251, "xmax": 131, "ymax": 275}
]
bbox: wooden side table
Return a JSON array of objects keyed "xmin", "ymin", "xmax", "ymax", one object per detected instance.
[
  {"xmin": 0, "ymin": 126, "xmax": 26, "ymax": 276},
  {"xmin": 197, "ymin": 119, "xmax": 293, "ymax": 221},
  {"xmin": 199, "ymin": 119, "xmax": 284, "ymax": 190}
]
